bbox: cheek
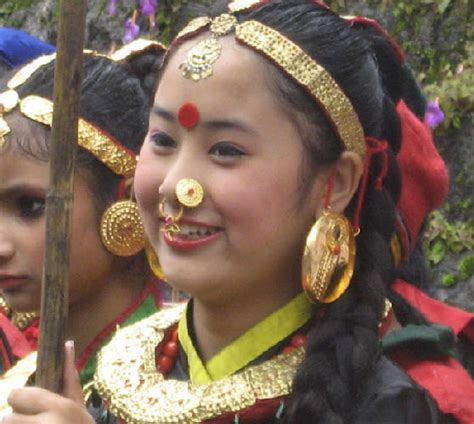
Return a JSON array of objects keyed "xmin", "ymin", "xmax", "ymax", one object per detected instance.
[
  {"xmin": 134, "ymin": 149, "xmax": 163, "ymax": 229},
  {"xmin": 215, "ymin": 165, "xmax": 296, "ymax": 238},
  {"xmin": 29, "ymin": 225, "xmax": 46, "ymax": 268}
]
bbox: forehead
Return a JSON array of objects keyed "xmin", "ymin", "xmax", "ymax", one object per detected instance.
[
  {"xmin": 0, "ymin": 142, "xmax": 49, "ymax": 187},
  {"xmin": 2, "ymin": 112, "xmax": 50, "ymax": 160},
  {"xmin": 156, "ymin": 35, "xmax": 278, "ymax": 114}
]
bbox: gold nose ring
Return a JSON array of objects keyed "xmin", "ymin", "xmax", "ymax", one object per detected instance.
[
  {"xmin": 176, "ymin": 178, "xmax": 204, "ymax": 208},
  {"xmin": 159, "ymin": 199, "xmax": 184, "ymax": 239}
]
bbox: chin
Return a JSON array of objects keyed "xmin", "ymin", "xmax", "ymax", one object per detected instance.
[
  {"xmin": 163, "ymin": 269, "xmax": 224, "ymax": 302},
  {"xmin": 1, "ymin": 292, "xmax": 39, "ymax": 314}
]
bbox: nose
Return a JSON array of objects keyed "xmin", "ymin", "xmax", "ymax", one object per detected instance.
[{"xmin": 158, "ymin": 153, "xmax": 206, "ymax": 213}]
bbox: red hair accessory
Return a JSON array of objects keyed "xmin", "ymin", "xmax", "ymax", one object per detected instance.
[
  {"xmin": 178, "ymin": 103, "xmax": 200, "ymax": 129},
  {"xmin": 353, "ymin": 136, "xmax": 389, "ymax": 231},
  {"xmin": 343, "ymin": 16, "xmax": 405, "ymax": 64},
  {"xmin": 396, "ymin": 100, "xmax": 449, "ymax": 254}
]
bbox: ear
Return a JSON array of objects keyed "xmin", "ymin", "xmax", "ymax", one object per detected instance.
[
  {"xmin": 121, "ymin": 176, "xmax": 136, "ymax": 199},
  {"xmin": 326, "ymin": 151, "xmax": 364, "ymax": 214}
]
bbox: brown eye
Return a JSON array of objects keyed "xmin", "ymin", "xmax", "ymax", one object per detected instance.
[
  {"xmin": 150, "ymin": 131, "xmax": 176, "ymax": 149},
  {"xmin": 17, "ymin": 196, "xmax": 45, "ymax": 219},
  {"xmin": 209, "ymin": 142, "xmax": 245, "ymax": 158}
]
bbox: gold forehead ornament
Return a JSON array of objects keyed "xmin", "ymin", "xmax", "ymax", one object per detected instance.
[
  {"xmin": 176, "ymin": 3, "xmax": 366, "ymax": 159},
  {"xmin": 180, "ymin": 13, "xmax": 238, "ymax": 81}
]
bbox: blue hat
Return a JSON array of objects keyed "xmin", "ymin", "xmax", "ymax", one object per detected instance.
[{"xmin": 0, "ymin": 27, "xmax": 55, "ymax": 68}]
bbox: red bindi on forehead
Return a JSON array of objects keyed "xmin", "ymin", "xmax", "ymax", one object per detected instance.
[{"xmin": 178, "ymin": 103, "xmax": 200, "ymax": 129}]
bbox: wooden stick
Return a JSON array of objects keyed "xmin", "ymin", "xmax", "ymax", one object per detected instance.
[{"xmin": 35, "ymin": 0, "xmax": 87, "ymax": 392}]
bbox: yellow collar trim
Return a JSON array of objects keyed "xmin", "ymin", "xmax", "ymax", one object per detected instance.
[
  {"xmin": 95, "ymin": 305, "xmax": 304, "ymax": 423},
  {"xmin": 179, "ymin": 292, "xmax": 312, "ymax": 384}
]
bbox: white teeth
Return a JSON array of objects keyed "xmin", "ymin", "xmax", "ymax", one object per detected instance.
[{"xmin": 178, "ymin": 223, "xmax": 219, "ymax": 238}]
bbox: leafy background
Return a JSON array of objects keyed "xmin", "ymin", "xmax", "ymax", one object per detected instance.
[{"xmin": 1, "ymin": 0, "xmax": 472, "ymax": 310}]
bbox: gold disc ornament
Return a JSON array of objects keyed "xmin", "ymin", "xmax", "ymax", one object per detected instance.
[
  {"xmin": 176, "ymin": 178, "xmax": 204, "ymax": 208},
  {"xmin": 302, "ymin": 211, "xmax": 356, "ymax": 303},
  {"xmin": 100, "ymin": 201, "xmax": 145, "ymax": 257}
]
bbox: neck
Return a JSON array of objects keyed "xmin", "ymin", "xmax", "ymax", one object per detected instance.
[
  {"xmin": 192, "ymin": 281, "xmax": 301, "ymax": 363},
  {"xmin": 65, "ymin": 260, "xmax": 148, "ymax": 357}
]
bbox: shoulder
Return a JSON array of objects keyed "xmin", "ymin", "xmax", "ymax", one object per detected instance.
[{"xmin": 353, "ymin": 356, "xmax": 451, "ymax": 424}]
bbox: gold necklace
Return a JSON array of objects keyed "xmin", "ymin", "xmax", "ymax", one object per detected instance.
[
  {"xmin": 95, "ymin": 305, "xmax": 304, "ymax": 424},
  {"xmin": 0, "ymin": 296, "xmax": 38, "ymax": 330}
]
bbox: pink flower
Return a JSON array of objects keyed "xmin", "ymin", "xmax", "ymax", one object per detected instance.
[
  {"xmin": 123, "ymin": 17, "xmax": 140, "ymax": 43},
  {"xmin": 139, "ymin": 0, "xmax": 158, "ymax": 16},
  {"xmin": 425, "ymin": 99, "xmax": 445, "ymax": 128},
  {"xmin": 107, "ymin": 0, "xmax": 118, "ymax": 16}
]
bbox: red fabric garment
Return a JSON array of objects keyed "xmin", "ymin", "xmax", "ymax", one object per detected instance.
[
  {"xmin": 391, "ymin": 279, "xmax": 474, "ymax": 423},
  {"xmin": 0, "ymin": 313, "xmax": 34, "ymax": 359},
  {"xmin": 392, "ymin": 279, "xmax": 474, "ymax": 342},
  {"xmin": 390, "ymin": 350, "xmax": 474, "ymax": 424},
  {"xmin": 395, "ymin": 101, "xmax": 449, "ymax": 254}
]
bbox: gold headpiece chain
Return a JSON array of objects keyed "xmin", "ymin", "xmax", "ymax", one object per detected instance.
[{"xmin": 176, "ymin": 0, "xmax": 366, "ymax": 159}]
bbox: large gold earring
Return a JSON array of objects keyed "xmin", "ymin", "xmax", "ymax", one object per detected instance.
[
  {"xmin": 144, "ymin": 241, "xmax": 165, "ymax": 280},
  {"xmin": 100, "ymin": 200, "xmax": 145, "ymax": 257},
  {"xmin": 302, "ymin": 210, "xmax": 356, "ymax": 303}
]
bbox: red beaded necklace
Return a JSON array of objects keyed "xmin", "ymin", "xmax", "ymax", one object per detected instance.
[
  {"xmin": 155, "ymin": 324, "xmax": 179, "ymax": 374},
  {"xmin": 155, "ymin": 324, "xmax": 309, "ymax": 376}
]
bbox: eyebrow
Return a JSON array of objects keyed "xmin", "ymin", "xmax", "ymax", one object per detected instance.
[
  {"xmin": 0, "ymin": 183, "xmax": 47, "ymax": 201},
  {"xmin": 152, "ymin": 105, "xmax": 257, "ymax": 135}
]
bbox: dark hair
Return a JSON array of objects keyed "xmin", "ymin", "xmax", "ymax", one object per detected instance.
[
  {"xmin": 11, "ymin": 52, "xmax": 162, "ymax": 216},
  {"xmin": 169, "ymin": 1, "xmax": 409, "ymax": 422}
]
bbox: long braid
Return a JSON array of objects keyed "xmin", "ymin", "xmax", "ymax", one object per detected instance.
[{"xmin": 218, "ymin": 1, "xmax": 407, "ymax": 421}]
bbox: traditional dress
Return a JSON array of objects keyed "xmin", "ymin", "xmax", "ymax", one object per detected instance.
[
  {"xmin": 90, "ymin": 293, "xmax": 452, "ymax": 423},
  {"xmin": 0, "ymin": 280, "xmax": 162, "ymax": 416}
]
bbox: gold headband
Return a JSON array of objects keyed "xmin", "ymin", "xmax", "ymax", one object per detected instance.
[
  {"xmin": 0, "ymin": 93, "xmax": 136, "ymax": 177},
  {"xmin": 176, "ymin": 0, "xmax": 366, "ymax": 158},
  {"xmin": 110, "ymin": 38, "xmax": 166, "ymax": 62},
  {"xmin": 1, "ymin": 49, "xmax": 137, "ymax": 175}
]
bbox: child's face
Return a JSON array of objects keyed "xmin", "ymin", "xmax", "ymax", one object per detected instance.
[
  {"xmin": 135, "ymin": 37, "xmax": 327, "ymax": 305},
  {"xmin": 0, "ymin": 124, "xmax": 115, "ymax": 313}
]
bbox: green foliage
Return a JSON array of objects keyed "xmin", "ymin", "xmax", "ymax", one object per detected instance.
[
  {"xmin": 0, "ymin": 0, "xmax": 34, "ymax": 27},
  {"xmin": 424, "ymin": 210, "xmax": 474, "ymax": 265},
  {"xmin": 422, "ymin": 43, "xmax": 474, "ymax": 132},
  {"xmin": 326, "ymin": 0, "xmax": 473, "ymax": 133},
  {"xmin": 439, "ymin": 256, "xmax": 474, "ymax": 288},
  {"xmin": 441, "ymin": 273, "xmax": 457, "ymax": 287},
  {"xmin": 0, "ymin": 0, "xmax": 34, "ymax": 14},
  {"xmin": 458, "ymin": 255, "xmax": 474, "ymax": 280}
]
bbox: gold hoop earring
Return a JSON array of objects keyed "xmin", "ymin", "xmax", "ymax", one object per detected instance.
[
  {"xmin": 302, "ymin": 210, "xmax": 356, "ymax": 303},
  {"xmin": 145, "ymin": 241, "xmax": 165, "ymax": 280},
  {"xmin": 176, "ymin": 178, "xmax": 204, "ymax": 208},
  {"xmin": 159, "ymin": 199, "xmax": 183, "ymax": 240},
  {"xmin": 100, "ymin": 200, "xmax": 145, "ymax": 257}
]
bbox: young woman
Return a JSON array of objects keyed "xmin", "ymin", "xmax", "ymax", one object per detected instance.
[
  {"xmin": 3, "ymin": 1, "xmax": 471, "ymax": 423},
  {"xmin": 0, "ymin": 41, "xmax": 165, "ymax": 409}
]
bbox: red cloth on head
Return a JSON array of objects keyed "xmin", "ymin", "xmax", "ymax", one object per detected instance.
[{"xmin": 396, "ymin": 101, "xmax": 449, "ymax": 252}]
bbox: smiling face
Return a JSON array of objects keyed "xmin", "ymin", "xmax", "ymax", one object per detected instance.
[
  {"xmin": 134, "ymin": 36, "xmax": 329, "ymax": 306},
  {"xmin": 0, "ymin": 116, "xmax": 116, "ymax": 313}
]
